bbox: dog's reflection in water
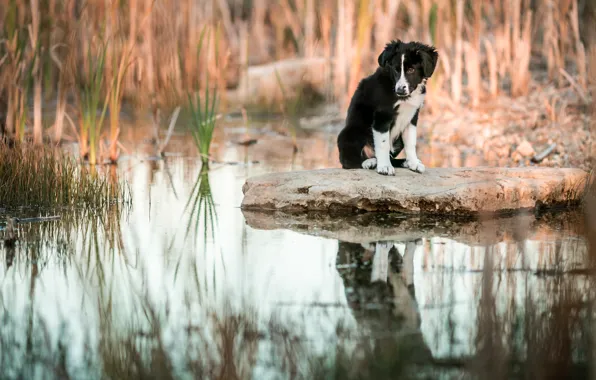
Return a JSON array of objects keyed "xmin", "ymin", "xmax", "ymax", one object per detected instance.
[{"xmin": 336, "ymin": 238, "xmax": 430, "ymax": 360}]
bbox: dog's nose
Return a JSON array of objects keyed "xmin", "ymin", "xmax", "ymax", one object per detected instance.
[{"xmin": 396, "ymin": 86, "xmax": 407, "ymax": 96}]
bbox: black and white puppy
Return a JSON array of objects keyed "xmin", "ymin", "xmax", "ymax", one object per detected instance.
[{"xmin": 337, "ymin": 40, "xmax": 439, "ymax": 175}]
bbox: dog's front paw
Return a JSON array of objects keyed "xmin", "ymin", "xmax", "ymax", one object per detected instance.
[
  {"xmin": 362, "ymin": 158, "xmax": 377, "ymax": 169},
  {"xmin": 403, "ymin": 159, "xmax": 425, "ymax": 173},
  {"xmin": 377, "ymin": 164, "xmax": 395, "ymax": 176}
]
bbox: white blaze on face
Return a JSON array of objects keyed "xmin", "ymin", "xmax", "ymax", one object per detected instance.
[{"xmin": 394, "ymin": 54, "xmax": 409, "ymax": 95}]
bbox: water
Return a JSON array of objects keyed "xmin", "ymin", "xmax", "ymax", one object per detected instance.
[{"xmin": 1, "ymin": 115, "xmax": 594, "ymax": 380}]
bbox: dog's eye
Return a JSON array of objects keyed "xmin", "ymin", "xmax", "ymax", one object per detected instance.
[{"xmin": 406, "ymin": 67, "xmax": 415, "ymax": 74}]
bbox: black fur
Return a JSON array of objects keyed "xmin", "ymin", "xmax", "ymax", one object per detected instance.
[{"xmin": 337, "ymin": 40, "xmax": 439, "ymax": 171}]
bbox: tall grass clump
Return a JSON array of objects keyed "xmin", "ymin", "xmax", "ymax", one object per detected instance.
[
  {"xmin": 77, "ymin": 39, "xmax": 110, "ymax": 165},
  {"xmin": 0, "ymin": 141, "xmax": 130, "ymax": 208},
  {"xmin": 187, "ymin": 26, "xmax": 219, "ymax": 169},
  {"xmin": 188, "ymin": 87, "xmax": 218, "ymax": 168}
]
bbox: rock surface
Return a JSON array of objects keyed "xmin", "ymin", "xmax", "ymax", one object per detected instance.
[
  {"xmin": 227, "ymin": 57, "xmax": 328, "ymax": 107},
  {"xmin": 241, "ymin": 167, "xmax": 589, "ymax": 215}
]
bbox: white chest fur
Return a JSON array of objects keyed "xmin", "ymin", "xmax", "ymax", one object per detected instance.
[{"xmin": 390, "ymin": 89, "xmax": 425, "ymax": 150}]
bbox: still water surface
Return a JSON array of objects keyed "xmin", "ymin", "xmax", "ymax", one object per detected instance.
[{"xmin": 1, "ymin": 116, "xmax": 594, "ymax": 379}]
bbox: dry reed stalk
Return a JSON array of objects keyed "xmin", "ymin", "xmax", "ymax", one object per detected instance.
[
  {"xmin": 403, "ymin": 1, "xmax": 421, "ymax": 38},
  {"xmin": 238, "ymin": 21, "xmax": 249, "ymax": 101},
  {"xmin": 434, "ymin": 0, "xmax": 449, "ymax": 49},
  {"xmin": 43, "ymin": 0, "xmax": 56, "ymax": 102},
  {"xmin": 590, "ymin": 42, "xmax": 596, "ymax": 89},
  {"xmin": 583, "ymin": 0, "xmax": 596, "ymax": 55},
  {"xmin": 320, "ymin": 0, "xmax": 332, "ymax": 58},
  {"xmin": 334, "ymin": 0, "xmax": 347, "ymax": 107},
  {"xmin": 158, "ymin": 4, "xmax": 183, "ymax": 100},
  {"xmin": 270, "ymin": 4, "xmax": 285, "ymax": 60},
  {"xmin": 107, "ymin": 4, "xmax": 135, "ymax": 164},
  {"xmin": 251, "ymin": 0, "xmax": 268, "ymax": 62},
  {"xmin": 204, "ymin": 21, "xmax": 217, "ymax": 90},
  {"xmin": 1, "ymin": 26, "xmax": 22, "ymax": 137},
  {"xmin": 320, "ymin": 0, "xmax": 333, "ymax": 100},
  {"xmin": 512, "ymin": 0, "xmax": 521, "ymax": 56},
  {"xmin": 53, "ymin": 71, "xmax": 67, "ymax": 144},
  {"xmin": 104, "ymin": 0, "xmax": 114, "ymax": 80},
  {"xmin": 175, "ymin": 3, "xmax": 185, "ymax": 94},
  {"xmin": 484, "ymin": 38, "xmax": 499, "ymax": 98},
  {"xmin": 51, "ymin": 30, "xmax": 76, "ymax": 144},
  {"xmin": 510, "ymin": 7, "xmax": 533, "ymax": 97},
  {"xmin": 464, "ymin": 42, "xmax": 481, "ymax": 107},
  {"xmin": 184, "ymin": 0, "xmax": 194, "ymax": 88},
  {"xmin": 471, "ymin": 1, "xmax": 483, "ymax": 104},
  {"xmin": 588, "ymin": 46, "xmax": 596, "ymax": 157},
  {"xmin": 554, "ymin": 0, "xmax": 573, "ymax": 87},
  {"xmin": 124, "ymin": 0, "xmax": 138, "ymax": 96},
  {"xmin": 451, "ymin": 0, "xmax": 464, "ymax": 104},
  {"xmin": 570, "ymin": 0, "xmax": 587, "ymax": 91},
  {"xmin": 420, "ymin": 0, "xmax": 432, "ymax": 43},
  {"xmin": 304, "ymin": 0, "xmax": 315, "ymax": 57},
  {"xmin": 5, "ymin": 90, "xmax": 15, "ymax": 137},
  {"xmin": 495, "ymin": 3, "xmax": 511, "ymax": 82},
  {"xmin": 558, "ymin": 1, "xmax": 573, "ymax": 58},
  {"xmin": 473, "ymin": 1, "xmax": 482, "ymax": 48},
  {"xmin": 79, "ymin": 4, "xmax": 89, "ymax": 87},
  {"xmin": 217, "ymin": 50, "xmax": 231, "ymax": 111},
  {"xmin": 17, "ymin": 0, "xmax": 26, "ymax": 28},
  {"xmin": 143, "ymin": 0, "xmax": 155, "ymax": 96},
  {"xmin": 373, "ymin": 2, "xmax": 384, "ymax": 53},
  {"xmin": 216, "ymin": 0, "xmax": 237, "ymax": 52},
  {"xmin": 17, "ymin": 88, "xmax": 27, "ymax": 142},
  {"xmin": 347, "ymin": 0, "xmax": 372, "ymax": 101},
  {"xmin": 423, "ymin": 0, "xmax": 446, "ymax": 113},
  {"xmin": 194, "ymin": 4, "xmax": 214, "ymax": 91},
  {"xmin": 280, "ymin": 0, "xmax": 303, "ymax": 52},
  {"xmin": 543, "ymin": 0, "xmax": 559, "ymax": 82},
  {"xmin": 294, "ymin": 0, "xmax": 305, "ymax": 16},
  {"xmin": 29, "ymin": 0, "xmax": 43, "ymax": 145},
  {"xmin": 340, "ymin": 0, "xmax": 354, "ymax": 111},
  {"xmin": 209, "ymin": 22, "xmax": 230, "ymax": 111},
  {"xmin": 560, "ymin": 68, "xmax": 590, "ymax": 104}
]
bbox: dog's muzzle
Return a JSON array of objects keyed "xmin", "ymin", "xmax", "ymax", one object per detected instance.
[{"xmin": 395, "ymin": 85, "xmax": 408, "ymax": 96}]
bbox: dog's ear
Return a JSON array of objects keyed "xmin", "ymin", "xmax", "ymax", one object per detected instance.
[
  {"xmin": 378, "ymin": 40, "xmax": 401, "ymax": 68},
  {"xmin": 377, "ymin": 49, "xmax": 390, "ymax": 68},
  {"xmin": 417, "ymin": 44, "xmax": 439, "ymax": 78}
]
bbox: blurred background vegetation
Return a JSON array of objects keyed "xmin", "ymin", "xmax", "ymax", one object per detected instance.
[{"xmin": 0, "ymin": 0, "xmax": 594, "ymax": 165}]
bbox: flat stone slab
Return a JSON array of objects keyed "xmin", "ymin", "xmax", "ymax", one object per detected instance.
[{"xmin": 241, "ymin": 167, "xmax": 589, "ymax": 215}]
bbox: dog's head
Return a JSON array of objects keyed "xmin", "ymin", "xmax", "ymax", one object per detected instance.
[{"xmin": 377, "ymin": 40, "xmax": 439, "ymax": 98}]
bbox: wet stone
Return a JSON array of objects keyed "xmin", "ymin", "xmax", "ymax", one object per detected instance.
[{"xmin": 240, "ymin": 167, "xmax": 589, "ymax": 215}]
